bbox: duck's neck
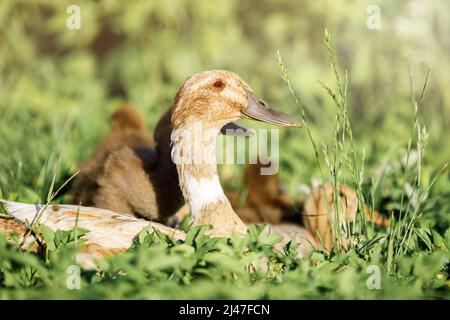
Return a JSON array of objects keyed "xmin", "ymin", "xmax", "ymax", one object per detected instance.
[
  {"xmin": 171, "ymin": 121, "xmax": 227, "ymax": 218},
  {"xmin": 170, "ymin": 120, "xmax": 247, "ymax": 236}
]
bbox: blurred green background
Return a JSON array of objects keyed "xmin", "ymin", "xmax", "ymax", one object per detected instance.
[
  {"xmin": 0, "ymin": 0, "xmax": 448, "ymax": 223},
  {"xmin": 0, "ymin": 0, "xmax": 450, "ymax": 300}
]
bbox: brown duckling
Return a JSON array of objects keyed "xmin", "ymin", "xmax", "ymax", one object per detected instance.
[
  {"xmin": 71, "ymin": 105, "xmax": 154, "ymax": 207},
  {"xmin": 226, "ymin": 158, "xmax": 300, "ymax": 224},
  {"xmin": 225, "ymin": 161, "xmax": 389, "ymax": 253},
  {"xmin": 223, "ymin": 159, "xmax": 318, "ymax": 255},
  {"xmin": 303, "ymin": 182, "xmax": 390, "ymax": 251},
  {"xmin": 84, "ymin": 108, "xmax": 184, "ymax": 222}
]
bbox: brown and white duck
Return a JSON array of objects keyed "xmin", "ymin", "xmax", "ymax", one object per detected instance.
[{"xmin": 0, "ymin": 69, "xmax": 300, "ymax": 264}]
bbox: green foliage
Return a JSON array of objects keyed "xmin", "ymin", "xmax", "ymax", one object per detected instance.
[
  {"xmin": 0, "ymin": 0, "xmax": 449, "ymax": 299},
  {"xmin": 1, "ymin": 223, "xmax": 449, "ymax": 299}
]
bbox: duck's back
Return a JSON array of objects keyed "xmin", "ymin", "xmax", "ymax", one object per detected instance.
[
  {"xmin": 71, "ymin": 106, "xmax": 184, "ymax": 223},
  {"xmin": 71, "ymin": 106, "xmax": 155, "ymax": 206}
]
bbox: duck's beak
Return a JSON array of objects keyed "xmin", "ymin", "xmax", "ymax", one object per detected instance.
[
  {"xmin": 242, "ymin": 91, "xmax": 301, "ymax": 127},
  {"xmin": 220, "ymin": 122, "xmax": 254, "ymax": 136}
]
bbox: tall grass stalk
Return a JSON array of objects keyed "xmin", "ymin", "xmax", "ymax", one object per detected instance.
[
  {"xmin": 318, "ymin": 30, "xmax": 369, "ymax": 251},
  {"xmin": 277, "ymin": 30, "xmax": 376, "ymax": 252},
  {"xmin": 276, "ymin": 50, "xmax": 337, "ymax": 252},
  {"xmin": 394, "ymin": 67, "xmax": 430, "ymax": 252}
]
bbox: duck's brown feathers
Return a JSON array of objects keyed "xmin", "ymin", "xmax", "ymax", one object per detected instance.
[
  {"xmin": 71, "ymin": 106, "xmax": 184, "ymax": 222},
  {"xmin": 71, "ymin": 105, "xmax": 154, "ymax": 207}
]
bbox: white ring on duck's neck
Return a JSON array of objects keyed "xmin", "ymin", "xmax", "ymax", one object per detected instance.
[{"xmin": 183, "ymin": 175, "xmax": 227, "ymax": 219}]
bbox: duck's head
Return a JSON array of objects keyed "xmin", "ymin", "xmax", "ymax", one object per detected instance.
[
  {"xmin": 169, "ymin": 70, "xmax": 299, "ymax": 235},
  {"xmin": 171, "ymin": 70, "xmax": 300, "ymax": 132}
]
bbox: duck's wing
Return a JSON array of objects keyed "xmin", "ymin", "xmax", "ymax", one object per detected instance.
[{"xmin": 0, "ymin": 200, "xmax": 185, "ymax": 268}]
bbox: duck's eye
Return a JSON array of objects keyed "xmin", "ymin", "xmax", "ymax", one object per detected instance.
[{"xmin": 213, "ymin": 80, "xmax": 225, "ymax": 89}]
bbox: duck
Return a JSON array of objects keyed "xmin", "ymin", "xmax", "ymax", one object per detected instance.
[
  {"xmin": 303, "ymin": 182, "xmax": 390, "ymax": 251},
  {"xmin": 71, "ymin": 104, "xmax": 154, "ymax": 207},
  {"xmin": 0, "ymin": 69, "xmax": 301, "ymax": 265},
  {"xmin": 225, "ymin": 159, "xmax": 318, "ymax": 255},
  {"xmin": 71, "ymin": 104, "xmax": 186, "ymax": 222},
  {"xmin": 226, "ymin": 158, "xmax": 300, "ymax": 224}
]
